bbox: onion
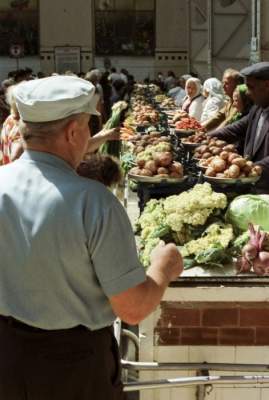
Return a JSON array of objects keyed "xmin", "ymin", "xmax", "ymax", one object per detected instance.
[{"xmin": 242, "ymin": 243, "xmax": 258, "ymax": 261}]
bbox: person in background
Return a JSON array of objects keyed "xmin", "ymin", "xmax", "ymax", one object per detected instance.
[
  {"xmin": 110, "ymin": 79, "xmax": 128, "ymax": 106},
  {"xmin": 167, "ymin": 78, "xmax": 186, "ymax": 107},
  {"xmin": 173, "ymin": 77, "xmax": 204, "ymax": 122},
  {"xmin": 156, "ymin": 71, "xmax": 165, "ymax": 91},
  {"xmin": 203, "ymin": 68, "xmax": 244, "ymax": 131},
  {"xmin": 0, "ymin": 75, "xmax": 182, "ymax": 399},
  {"xmin": 108, "ymin": 67, "xmax": 121, "ymax": 83},
  {"xmin": 201, "ymin": 77, "xmax": 225, "ymax": 125},
  {"xmin": 100, "ymin": 71, "xmax": 112, "ymax": 120},
  {"xmin": 119, "ymin": 69, "xmax": 128, "ymax": 84},
  {"xmin": 0, "ymin": 84, "xmax": 24, "ymax": 164},
  {"xmin": 209, "ymin": 62, "xmax": 269, "ymax": 193},
  {"xmin": 0, "ymin": 79, "xmax": 13, "ymax": 131},
  {"xmin": 164, "ymin": 70, "xmax": 176, "ymax": 91},
  {"xmin": 77, "ymin": 154, "xmax": 122, "ymax": 188},
  {"xmin": 85, "ymin": 70, "xmax": 103, "ymax": 135}
]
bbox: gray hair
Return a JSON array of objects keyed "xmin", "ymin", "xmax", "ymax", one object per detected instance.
[{"xmin": 20, "ymin": 113, "xmax": 82, "ymax": 142}]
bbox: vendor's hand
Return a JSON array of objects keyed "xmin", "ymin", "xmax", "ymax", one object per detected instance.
[
  {"xmin": 101, "ymin": 127, "xmax": 120, "ymax": 141},
  {"xmin": 151, "ymin": 241, "xmax": 183, "ymax": 281},
  {"xmin": 172, "ymin": 110, "xmax": 188, "ymax": 123}
]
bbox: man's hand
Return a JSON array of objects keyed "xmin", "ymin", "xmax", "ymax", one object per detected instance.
[{"xmin": 150, "ymin": 241, "xmax": 183, "ymax": 282}]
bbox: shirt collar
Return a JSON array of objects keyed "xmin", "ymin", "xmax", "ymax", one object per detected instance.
[{"xmin": 20, "ymin": 150, "xmax": 76, "ymax": 175}]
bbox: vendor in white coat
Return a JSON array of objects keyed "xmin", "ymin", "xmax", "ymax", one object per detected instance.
[
  {"xmin": 173, "ymin": 77, "xmax": 204, "ymax": 122},
  {"xmin": 200, "ymin": 77, "xmax": 225, "ymax": 125}
]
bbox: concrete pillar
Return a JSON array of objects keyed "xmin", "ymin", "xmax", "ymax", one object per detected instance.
[
  {"xmin": 39, "ymin": 0, "xmax": 94, "ymax": 75},
  {"xmin": 154, "ymin": 0, "xmax": 188, "ymax": 77}
]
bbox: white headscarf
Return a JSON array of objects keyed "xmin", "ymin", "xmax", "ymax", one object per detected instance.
[
  {"xmin": 203, "ymin": 77, "xmax": 224, "ymax": 101},
  {"xmin": 185, "ymin": 77, "xmax": 202, "ymax": 99}
]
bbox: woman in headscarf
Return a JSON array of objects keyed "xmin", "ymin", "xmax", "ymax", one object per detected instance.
[
  {"xmin": 200, "ymin": 77, "xmax": 225, "ymax": 125},
  {"xmin": 229, "ymin": 83, "xmax": 253, "ymax": 123},
  {"xmin": 173, "ymin": 77, "xmax": 204, "ymax": 122}
]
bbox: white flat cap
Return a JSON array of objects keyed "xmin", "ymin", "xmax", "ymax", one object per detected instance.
[{"xmin": 14, "ymin": 75, "xmax": 99, "ymax": 122}]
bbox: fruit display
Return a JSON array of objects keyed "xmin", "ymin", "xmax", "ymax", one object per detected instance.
[
  {"xmin": 202, "ymin": 155, "xmax": 262, "ymax": 179},
  {"xmin": 175, "ymin": 117, "xmax": 202, "ymax": 131},
  {"xmin": 159, "ymin": 97, "xmax": 176, "ymax": 109},
  {"xmin": 194, "ymin": 138, "xmax": 238, "ymax": 160}
]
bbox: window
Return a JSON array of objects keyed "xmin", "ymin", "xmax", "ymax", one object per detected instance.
[
  {"xmin": 95, "ymin": 0, "xmax": 155, "ymax": 56},
  {"xmin": 0, "ymin": 0, "xmax": 39, "ymax": 56}
]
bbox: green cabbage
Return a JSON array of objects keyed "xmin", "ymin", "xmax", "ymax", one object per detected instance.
[{"xmin": 226, "ymin": 195, "xmax": 269, "ymax": 232}]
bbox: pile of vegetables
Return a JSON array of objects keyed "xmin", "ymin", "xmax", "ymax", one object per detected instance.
[
  {"xmin": 203, "ymin": 155, "xmax": 262, "ymax": 179},
  {"xmin": 137, "ymin": 183, "xmax": 228, "ymax": 266},
  {"xmin": 236, "ymin": 224, "xmax": 269, "ymax": 275},
  {"xmin": 132, "ymin": 104, "xmax": 160, "ymax": 126},
  {"xmin": 130, "ymin": 140, "xmax": 183, "ymax": 179},
  {"xmin": 194, "ymin": 138, "xmax": 237, "ymax": 160},
  {"xmin": 130, "ymin": 131, "xmax": 171, "ymax": 155},
  {"xmin": 175, "ymin": 117, "xmax": 202, "ymax": 131}
]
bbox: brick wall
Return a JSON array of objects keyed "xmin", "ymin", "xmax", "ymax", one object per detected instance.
[{"xmin": 154, "ymin": 301, "xmax": 269, "ymax": 346}]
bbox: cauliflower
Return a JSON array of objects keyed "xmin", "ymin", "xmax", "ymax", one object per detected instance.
[
  {"xmin": 140, "ymin": 238, "xmax": 161, "ymax": 267},
  {"xmin": 181, "ymin": 223, "xmax": 234, "ymax": 257}
]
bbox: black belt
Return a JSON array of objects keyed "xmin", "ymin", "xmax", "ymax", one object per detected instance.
[{"xmin": 0, "ymin": 315, "xmax": 112, "ymax": 334}]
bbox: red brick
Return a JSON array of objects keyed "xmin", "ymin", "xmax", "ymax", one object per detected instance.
[
  {"xmin": 240, "ymin": 308, "xmax": 269, "ymax": 327},
  {"xmin": 181, "ymin": 328, "xmax": 218, "ymax": 345},
  {"xmin": 157, "ymin": 308, "xmax": 200, "ymax": 327},
  {"xmin": 219, "ymin": 328, "xmax": 255, "ymax": 345},
  {"xmin": 154, "ymin": 327, "xmax": 181, "ymax": 346},
  {"xmin": 256, "ymin": 328, "xmax": 269, "ymax": 345},
  {"xmin": 202, "ymin": 308, "xmax": 238, "ymax": 327}
]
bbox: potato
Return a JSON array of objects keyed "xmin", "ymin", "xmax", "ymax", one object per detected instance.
[
  {"xmin": 137, "ymin": 159, "xmax": 146, "ymax": 168},
  {"xmin": 220, "ymin": 151, "xmax": 229, "ymax": 160},
  {"xmin": 223, "ymin": 144, "xmax": 236, "ymax": 152},
  {"xmin": 211, "ymin": 157, "xmax": 226, "ymax": 172},
  {"xmin": 197, "ymin": 145, "xmax": 209, "ymax": 154},
  {"xmin": 246, "ymin": 160, "xmax": 254, "ymax": 168},
  {"xmin": 140, "ymin": 168, "xmax": 153, "ymax": 177},
  {"xmin": 170, "ymin": 162, "xmax": 183, "ymax": 175},
  {"xmin": 242, "ymin": 165, "xmax": 252, "ymax": 175},
  {"xmin": 202, "ymin": 152, "xmax": 212, "ymax": 159},
  {"xmin": 157, "ymin": 167, "xmax": 169, "ymax": 175},
  {"xmin": 145, "ymin": 160, "xmax": 158, "ymax": 174},
  {"xmin": 157, "ymin": 174, "xmax": 169, "ymax": 178},
  {"xmin": 228, "ymin": 152, "xmax": 239, "ymax": 164},
  {"xmin": 205, "ymin": 167, "xmax": 216, "ymax": 177},
  {"xmin": 224, "ymin": 170, "xmax": 230, "ymax": 178},
  {"xmin": 215, "ymin": 140, "xmax": 226, "ymax": 148},
  {"xmin": 158, "ymin": 152, "xmax": 173, "ymax": 167},
  {"xmin": 252, "ymin": 165, "xmax": 262, "ymax": 176},
  {"xmin": 228, "ymin": 164, "xmax": 240, "ymax": 178},
  {"xmin": 216, "ymin": 173, "xmax": 225, "ymax": 178},
  {"xmin": 231, "ymin": 157, "xmax": 247, "ymax": 168},
  {"xmin": 211, "ymin": 147, "xmax": 222, "ymax": 155},
  {"xmin": 135, "ymin": 146, "xmax": 145, "ymax": 154},
  {"xmin": 209, "ymin": 139, "xmax": 217, "ymax": 146}
]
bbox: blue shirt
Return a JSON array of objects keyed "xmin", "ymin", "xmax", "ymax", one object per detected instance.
[{"xmin": 0, "ymin": 151, "xmax": 146, "ymax": 330}]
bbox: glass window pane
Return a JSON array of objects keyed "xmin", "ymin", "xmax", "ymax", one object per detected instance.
[
  {"xmin": 115, "ymin": 0, "xmax": 134, "ymax": 10},
  {"xmin": 135, "ymin": 0, "xmax": 154, "ymax": 11},
  {"xmin": 0, "ymin": 0, "xmax": 39, "ymax": 56}
]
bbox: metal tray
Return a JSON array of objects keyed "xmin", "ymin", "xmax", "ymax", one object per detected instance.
[
  {"xmin": 174, "ymin": 129, "xmax": 196, "ymax": 138},
  {"xmin": 203, "ymin": 175, "xmax": 261, "ymax": 185},
  {"xmin": 181, "ymin": 141, "xmax": 201, "ymax": 149},
  {"xmin": 128, "ymin": 173, "xmax": 188, "ymax": 184}
]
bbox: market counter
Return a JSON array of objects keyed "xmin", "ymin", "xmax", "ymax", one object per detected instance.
[{"xmin": 138, "ymin": 279, "xmax": 269, "ymax": 400}]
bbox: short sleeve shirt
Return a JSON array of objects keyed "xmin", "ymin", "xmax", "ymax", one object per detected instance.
[{"xmin": 0, "ymin": 151, "xmax": 146, "ymax": 330}]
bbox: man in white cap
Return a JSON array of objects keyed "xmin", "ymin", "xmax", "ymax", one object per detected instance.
[{"xmin": 0, "ymin": 75, "xmax": 183, "ymax": 399}]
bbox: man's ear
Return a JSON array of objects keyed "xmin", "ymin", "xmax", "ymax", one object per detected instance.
[{"xmin": 64, "ymin": 119, "xmax": 79, "ymax": 145}]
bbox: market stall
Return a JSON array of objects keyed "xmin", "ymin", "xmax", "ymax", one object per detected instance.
[{"xmin": 114, "ymin": 84, "xmax": 269, "ymax": 400}]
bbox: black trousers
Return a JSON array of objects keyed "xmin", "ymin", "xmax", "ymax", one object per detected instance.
[{"xmin": 0, "ymin": 317, "xmax": 126, "ymax": 400}]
